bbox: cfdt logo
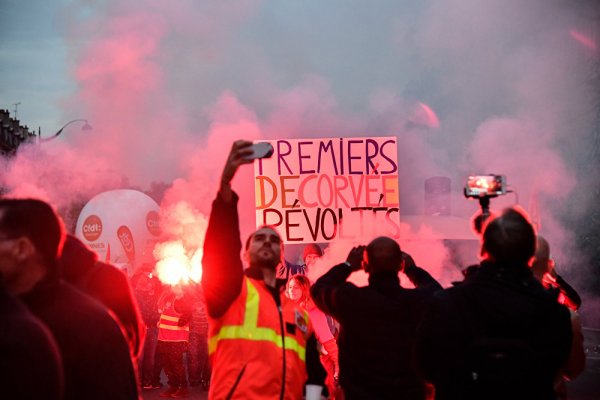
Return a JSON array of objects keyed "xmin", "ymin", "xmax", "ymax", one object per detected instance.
[
  {"xmin": 146, "ymin": 211, "xmax": 162, "ymax": 237},
  {"xmin": 82, "ymin": 215, "xmax": 102, "ymax": 242}
]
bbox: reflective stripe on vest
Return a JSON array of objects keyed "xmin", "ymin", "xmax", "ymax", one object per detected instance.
[
  {"xmin": 209, "ymin": 279, "xmax": 306, "ymax": 361},
  {"xmin": 158, "ymin": 303, "xmax": 189, "ymax": 341}
]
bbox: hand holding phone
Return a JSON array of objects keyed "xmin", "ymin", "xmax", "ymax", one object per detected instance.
[{"xmin": 243, "ymin": 142, "xmax": 274, "ymax": 160}]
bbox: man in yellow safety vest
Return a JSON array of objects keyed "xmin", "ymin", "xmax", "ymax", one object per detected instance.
[{"xmin": 202, "ymin": 140, "xmax": 313, "ymax": 400}]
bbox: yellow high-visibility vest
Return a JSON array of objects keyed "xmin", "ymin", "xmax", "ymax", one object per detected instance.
[
  {"xmin": 208, "ymin": 277, "xmax": 310, "ymax": 399},
  {"xmin": 158, "ymin": 300, "xmax": 189, "ymax": 342}
]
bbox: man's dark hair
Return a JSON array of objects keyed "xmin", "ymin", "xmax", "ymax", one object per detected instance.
[
  {"xmin": 366, "ymin": 236, "xmax": 402, "ymax": 274},
  {"xmin": 482, "ymin": 207, "xmax": 536, "ymax": 265},
  {"xmin": 472, "ymin": 210, "xmax": 494, "ymax": 235},
  {"xmin": 0, "ymin": 199, "xmax": 65, "ymax": 267}
]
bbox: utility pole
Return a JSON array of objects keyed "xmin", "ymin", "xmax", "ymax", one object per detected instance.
[{"xmin": 12, "ymin": 102, "xmax": 21, "ymax": 120}]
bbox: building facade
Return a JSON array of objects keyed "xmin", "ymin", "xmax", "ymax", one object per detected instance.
[{"xmin": 1, "ymin": 109, "xmax": 37, "ymax": 156}]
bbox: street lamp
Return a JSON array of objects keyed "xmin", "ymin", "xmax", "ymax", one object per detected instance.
[{"xmin": 39, "ymin": 119, "xmax": 92, "ymax": 143}]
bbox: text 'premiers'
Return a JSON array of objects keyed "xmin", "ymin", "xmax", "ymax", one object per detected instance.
[{"xmin": 254, "ymin": 137, "xmax": 400, "ymax": 243}]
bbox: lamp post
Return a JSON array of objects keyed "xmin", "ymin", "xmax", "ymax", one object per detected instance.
[{"xmin": 39, "ymin": 119, "xmax": 92, "ymax": 143}]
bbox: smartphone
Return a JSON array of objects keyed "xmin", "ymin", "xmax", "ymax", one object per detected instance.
[
  {"xmin": 464, "ymin": 174, "xmax": 506, "ymax": 198},
  {"xmin": 243, "ymin": 142, "xmax": 274, "ymax": 160}
]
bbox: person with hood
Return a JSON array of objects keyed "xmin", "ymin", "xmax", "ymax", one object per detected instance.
[{"xmin": 59, "ymin": 234, "xmax": 144, "ymax": 359}]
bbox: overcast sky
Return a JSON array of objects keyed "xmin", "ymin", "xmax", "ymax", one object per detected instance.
[{"xmin": 1, "ymin": 0, "xmax": 74, "ymax": 131}]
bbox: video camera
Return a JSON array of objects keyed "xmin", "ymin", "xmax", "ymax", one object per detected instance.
[
  {"xmin": 464, "ymin": 175, "xmax": 508, "ymax": 233},
  {"xmin": 464, "ymin": 174, "xmax": 506, "ymax": 199}
]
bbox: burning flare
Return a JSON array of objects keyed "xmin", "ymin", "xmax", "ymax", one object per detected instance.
[
  {"xmin": 152, "ymin": 201, "xmax": 209, "ymax": 286},
  {"xmin": 154, "ymin": 240, "xmax": 203, "ymax": 286}
]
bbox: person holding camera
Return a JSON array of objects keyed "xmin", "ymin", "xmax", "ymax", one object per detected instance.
[
  {"xmin": 201, "ymin": 140, "xmax": 316, "ymax": 399},
  {"xmin": 310, "ymin": 237, "xmax": 442, "ymax": 399},
  {"xmin": 416, "ymin": 208, "xmax": 574, "ymax": 400}
]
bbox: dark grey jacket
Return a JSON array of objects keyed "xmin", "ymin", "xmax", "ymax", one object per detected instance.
[{"xmin": 417, "ymin": 261, "xmax": 572, "ymax": 400}]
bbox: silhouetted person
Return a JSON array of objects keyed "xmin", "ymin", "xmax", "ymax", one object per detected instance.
[
  {"xmin": 531, "ymin": 236, "xmax": 581, "ymax": 311},
  {"xmin": 0, "ymin": 275, "xmax": 63, "ymax": 400},
  {"xmin": 311, "ymin": 238, "xmax": 442, "ymax": 400},
  {"xmin": 417, "ymin": 208, "xmax": 573, "ymax": 400},
  {"xmin": 131, "ymin": 264, "xmax": 164, "ymax": 389},
  {"xmin": 531, "ymin": 236, "xmax": 585, "ymax": 399},
  {"xmin": 0, "ymin": 198, "xmax": 139, "ymax": 400},
  {"xmin": 452, "ymin": 209, "xmax": 498, "ymax": 285},
  {"xmin": 187, "ymin": 285, "xmax": 210, "ymax": 390},
  {"xmin": 59, "ymin": 234, "xmax": 145, "ymax": 359}
]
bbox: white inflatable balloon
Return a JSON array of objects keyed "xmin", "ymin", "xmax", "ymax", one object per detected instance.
[{"xmin": 75, "ymin": 189, "xmax": 162, "ymax": 275}]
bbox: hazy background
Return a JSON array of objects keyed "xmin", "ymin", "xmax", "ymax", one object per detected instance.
[{"xmin": 1, "ymin": 0, "xmax": 599, "ymax": 304}]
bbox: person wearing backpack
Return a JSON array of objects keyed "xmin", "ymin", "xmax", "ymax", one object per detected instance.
[{"xmin": 416, "ymin": 207, "xmax": 573, "ymax": 400}]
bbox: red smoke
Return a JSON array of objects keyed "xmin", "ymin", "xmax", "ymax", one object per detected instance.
[{"xmin": 1, "ymin": 0, "xmax": 595, "ymax": 291}]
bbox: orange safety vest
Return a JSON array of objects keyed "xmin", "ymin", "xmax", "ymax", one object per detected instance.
[
  {"xmin": 208, "ymin": 277, "xmax": 310, "ymax": 400},
  {"xmin": 158, "ymin": 300, "xmax": 189, "ymax": 342}
]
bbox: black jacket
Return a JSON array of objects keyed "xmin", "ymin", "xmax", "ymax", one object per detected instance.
[
  {"xmin": 1, "ymin": 280, "xmax": 63, "ymax": 399},
  {"xmin": 311, "ymin": 262, "xmax": 442, "ymax": 400},
  {"xmin": 416, "ymin": 261, "xmax": 572, "ymax": 400},
  {"xmin": 60, "ymin": 235, "xmax": 145, "ymax": 358},
  {"xmin": 20, "ymin": 274, "xmax": 139, "ymax": 400}
]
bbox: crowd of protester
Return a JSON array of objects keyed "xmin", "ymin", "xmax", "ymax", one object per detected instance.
[{"xmin": 0, "ymin": 139, "xmax": 587, "ymax": 399}]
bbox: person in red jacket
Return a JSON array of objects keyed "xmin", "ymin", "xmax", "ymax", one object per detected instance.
[{"xmin": 202, "ymin": 140, "xmax": 313, "ymax": 399}]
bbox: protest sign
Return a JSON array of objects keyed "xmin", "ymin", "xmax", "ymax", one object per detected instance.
[{"xmin": 254, "ymin": 137, "xmax": 400, "ymax": 243}]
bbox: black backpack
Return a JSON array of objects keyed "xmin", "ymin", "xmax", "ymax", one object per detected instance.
[{"xmin": 453, "ymin": 293, "xmax": 539, "ymax": 399}]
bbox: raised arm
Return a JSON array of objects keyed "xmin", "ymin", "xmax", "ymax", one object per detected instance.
[
  {"xmin": 547, "ymin": 262, "xmax": 582, "ymax": 310},
  {"xmin": 402, "ymin": 252, "xmax": 443, "ymax": 291},
  {"xmin": 310, "ymin": 246, "xmax": 364, "ymax": 319},
  {"xmin": 201, "ymin": 140, "xmax": 254, "ymax": 319}
]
